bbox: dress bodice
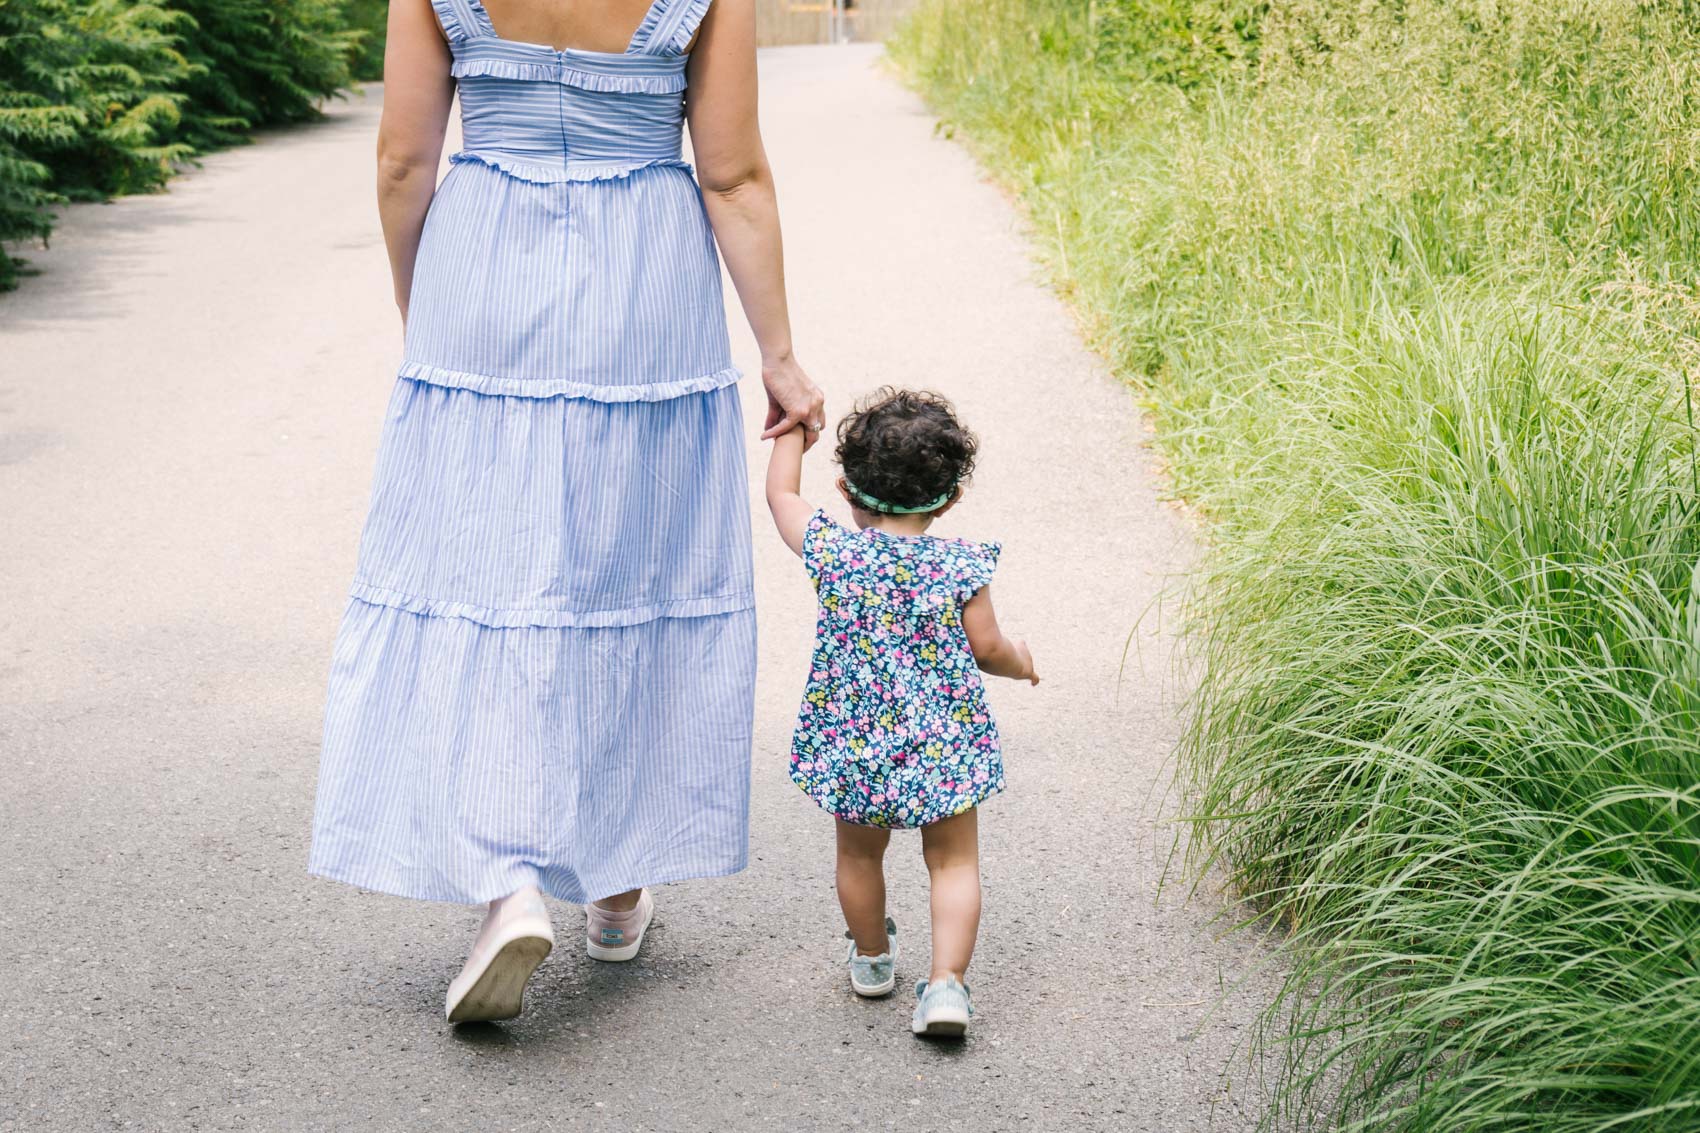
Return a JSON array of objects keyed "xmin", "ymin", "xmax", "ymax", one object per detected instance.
[
  {"xmin": 429, "ymin": 0, "xmax": 709, "ymax": 180},
  {"xmin": 403, "ymin": 0, "xmax": 736, "ymax": 400}
]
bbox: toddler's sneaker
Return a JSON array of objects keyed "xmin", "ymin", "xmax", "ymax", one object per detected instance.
[
  {"xmin": 845, "ymin": 916, "xmax": 898, "ymax": 997},
  {"xmin": 585, "ymin": 888, "xmax": 654, "ymax": 962},
  {"xmin": 911, "ymin": 975, "xmax": 972, "ymax": 1038}
]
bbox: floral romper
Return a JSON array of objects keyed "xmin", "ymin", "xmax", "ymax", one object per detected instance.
[{"xmin": 790, "ymin": 510, "xmax": 1005, "ymax": 828}]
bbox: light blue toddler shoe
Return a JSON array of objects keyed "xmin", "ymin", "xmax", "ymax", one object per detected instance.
[
  {"xmin": 845, "ymin": 916, "xmax": 897, "ymax": 997},
  {"xmin": 911, "ymin": 975, "xmax": 972, "ymax": 1038}
]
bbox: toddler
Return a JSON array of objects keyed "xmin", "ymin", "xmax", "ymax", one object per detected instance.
[{"xmin": 766, "ymin": 387, "xmax": 1038, "ymax": 1038}]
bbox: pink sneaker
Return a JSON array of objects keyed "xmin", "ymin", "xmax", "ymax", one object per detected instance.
[
  {"xmin": 585, "ymin": 888, "xmax": 654, "ymax": 962},
  {"xmin": 445, "ymin": 886, "xmax": 554, "ymax": 1024}
]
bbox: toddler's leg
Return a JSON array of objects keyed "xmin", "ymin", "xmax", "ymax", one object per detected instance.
[
  {"xmin": 835, "ymin": 819, "xmax": 892, "ymax": 955},
  {"xmin": 920, "ymin": 809, "xmax": 981, "ymax": 983}
]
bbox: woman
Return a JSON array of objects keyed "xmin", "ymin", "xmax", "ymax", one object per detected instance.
[{"xmin": 308, "ymin": 0, "xmax": 823, "ymax": 1024}]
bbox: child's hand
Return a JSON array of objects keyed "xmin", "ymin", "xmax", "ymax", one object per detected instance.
[{"xmin": 1014, "ymin": 641, "xmax": 1040, "ymax": 685}]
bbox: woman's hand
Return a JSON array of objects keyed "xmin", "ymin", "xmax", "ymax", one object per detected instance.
[{"xmin": 761, "ymin": 354, "xmax": 826, "ymax": 449}]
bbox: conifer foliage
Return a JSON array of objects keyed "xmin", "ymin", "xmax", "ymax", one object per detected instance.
[
  {"xmin": 166, "ymin": 0, "xmax": 360, "ymax": 150},
  {"xmin": 0, "ymin": 0, "xmax": 374, "ymax": 289}
]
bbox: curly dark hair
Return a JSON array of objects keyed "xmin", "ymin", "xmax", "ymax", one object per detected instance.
[{"xmin": 834, "ymin": 387, "xmax": 979, "ymax": 514}]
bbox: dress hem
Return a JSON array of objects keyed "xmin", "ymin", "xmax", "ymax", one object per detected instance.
[
  {"xmin": 306, "ymin": 853, "xmax": 749, "ymax": 908},
  {"xmin": 790, "ymin": 776, "xmax": 1006, "ymax": 831}
]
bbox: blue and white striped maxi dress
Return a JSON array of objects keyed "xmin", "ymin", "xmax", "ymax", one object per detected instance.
[{"xmin": 308, "ymin": 0, "xmax": 755, "ymax": 906}]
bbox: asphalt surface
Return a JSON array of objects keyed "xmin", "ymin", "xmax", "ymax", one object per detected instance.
[{"xmin": 1, "ymin": 44, "xmax": 1280, "ymax": 1133}]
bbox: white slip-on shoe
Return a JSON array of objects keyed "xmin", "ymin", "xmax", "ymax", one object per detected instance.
[
  {"xmin": 445, "ymin": 887, "xmax": 554, "ymax": 1024},
  {"xmin": 585, "ymin": 888, "xmax": 654, "ymax": 962}
]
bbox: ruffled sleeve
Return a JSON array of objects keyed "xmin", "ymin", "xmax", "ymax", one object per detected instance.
[
  {"xmin": 802, "ymin": 509, "xmax": 848, "ymax": 586},
  {"xmin": 951, "ymin": 539, "xmax": 1001, "ymax": 603}
]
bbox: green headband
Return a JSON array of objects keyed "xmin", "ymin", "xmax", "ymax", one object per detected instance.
[{"xmin": 845, "ymin": 480, "xmax": 955, "ymax": 515}]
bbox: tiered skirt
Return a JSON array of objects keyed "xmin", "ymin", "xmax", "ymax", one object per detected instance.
[{"xmin": 309, "ymin": 157, "xmax": 756, "ymax": 906}]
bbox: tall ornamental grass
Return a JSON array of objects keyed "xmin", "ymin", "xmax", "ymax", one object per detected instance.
[{"xmin": 891, "ymin": 1, "xmax": 1700, "ymax": 1129}]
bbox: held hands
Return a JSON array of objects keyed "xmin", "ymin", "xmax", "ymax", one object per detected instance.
[{"xmin": 761, "ymin": 354, "xmax": 826, "ymax": 450}]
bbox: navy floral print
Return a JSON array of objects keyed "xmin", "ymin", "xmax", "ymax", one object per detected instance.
[{"xmin": 790, "ymin": 510, "xmax": 1005, "ymax": 828}]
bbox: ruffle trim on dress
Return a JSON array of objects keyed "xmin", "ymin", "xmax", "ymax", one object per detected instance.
[
  {"xmin": 430, "ymin": 0, "xmax": 474, "ymax": 43},
  {"xmin": 449, "ymin": 57, "xmax": 688, "ymax": 94},
  {"xmin": 625, "ymin": 0, "xmax": 712, "ymax": 56},
  {"xmin": 625, "ymin": 0, "xmax": 667, "ymax": 54},
  {"xmin": 348, "ymin": 584, "xmax": 755, "ymax": 630},
  {"xmin": 446, "ymin": 149, "xmax": 690, "ymax": 185},
  {"xmin": 958, "ymin": 540, "xmax": 1001, "ymax": 602},
  {"xmin": 397, "ymin": 358, "xmax": 742, "ymax": 402},
  {"xmin": 664, "ymin": 0, "xmax": 715, "ymax": 54}
]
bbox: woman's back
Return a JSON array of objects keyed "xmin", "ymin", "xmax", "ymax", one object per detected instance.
[{"xmin": 476, "ymin": 0, "xmax": 666, "ymax": 54}]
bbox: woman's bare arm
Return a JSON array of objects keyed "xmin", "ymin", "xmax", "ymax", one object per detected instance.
[
  {"xmin": 685, "ymin": 0, "xmax": 825, "ymax": 446},
  {"xmin": 377, "ymin": 0, "xmax": 455, "ymax": 324}
]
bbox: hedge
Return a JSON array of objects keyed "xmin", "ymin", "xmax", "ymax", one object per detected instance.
[{"xmin": 0, "ymin": 0, "xmax": 385, "ymax": 290}]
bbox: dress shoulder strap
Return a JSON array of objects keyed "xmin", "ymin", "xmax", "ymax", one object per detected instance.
[
  {"xmin": 626, "ymin": 0, "xmax": 714, "ymax": 57},
  {"xmin": 430, "ymin": 0, "xmax": 491, "ymax": 43}
]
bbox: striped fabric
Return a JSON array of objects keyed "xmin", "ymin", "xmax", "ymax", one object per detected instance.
[
  {"xmin": 309, "ymin": 0, "xmax": 755, "ymax": 906},
  {"xmin": 403, "ymin": 161, "xmax": 734, "ymax": 396}
]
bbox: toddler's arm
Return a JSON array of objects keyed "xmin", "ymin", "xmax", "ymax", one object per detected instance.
[
  {"xmin": 963, "ymin": 586, "xmax": 1039, "ymax": 685},
  {"xmin": 765, "ymin": 425, "xmax": 812, "ymax": 557}
]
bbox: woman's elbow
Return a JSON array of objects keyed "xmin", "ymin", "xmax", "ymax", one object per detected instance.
[
  {"xmin": 698, "ymin": 159, "xmax": 770, "ymax": 199},
  {"xmin": 376, "ymin": 141, "xmax": 439, "ymax": 187}
]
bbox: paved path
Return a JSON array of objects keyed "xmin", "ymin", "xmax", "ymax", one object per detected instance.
[{"xmin": 1, "ymin": 45, "xmax": 1277, "ymax": 1132}]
